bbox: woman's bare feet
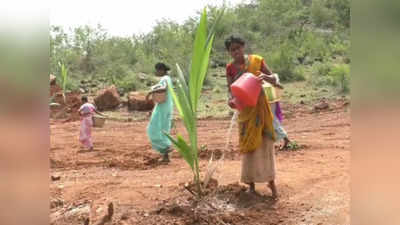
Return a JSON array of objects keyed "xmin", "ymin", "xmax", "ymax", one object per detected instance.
[
  {"xmin": 268, "ymin": 180, "xmax": 278, "ymax": 199},
  {"xmin": 160, "ymin": 153, "xmax": 170, "ymax": 163},
  {"xmin": 247, "ymin": 182, "xmax": 256, "ymax": 194},
  {"xmin": 279, "ymin": 137, "xmax": 290, "ymax": 150}
]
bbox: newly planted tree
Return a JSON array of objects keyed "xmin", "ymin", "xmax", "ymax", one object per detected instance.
[
  {"xmin": 165, "ymin": 8, "xmax": 224, "ymax": 197},
  {"xmin": 58, "ymin": 62, "xmax": 68, "ymax": 103}
]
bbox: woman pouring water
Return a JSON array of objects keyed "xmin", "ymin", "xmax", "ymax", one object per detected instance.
[
  {"xmin": 225, "ymin": 35, "xmax": 282, "ymax": 199},
  {"xmin": 146, "ymin": 63, "xmax": 174, "ymax": 163}
]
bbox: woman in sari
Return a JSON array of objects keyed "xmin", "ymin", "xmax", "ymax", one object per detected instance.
[
  {"xmin": 78, "ymin": 96, "xmax": 105, "ymax": 150},
  {"xmin": 146, "ymin": 63, "xmax": 174, "ymax": 163},
  {"xmin": 225, "ymin": 36, "xmax": 281, "ymax": 198},
  {"xmin": 270, "ymin": 100, "xmax": 291, "ymax": 150},
  {"xmin": 265, "ymin": 74, "xmax": 291, "ymax": 150}
]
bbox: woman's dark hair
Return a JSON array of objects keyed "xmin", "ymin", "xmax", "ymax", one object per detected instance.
[
  {"xmin": 81, "ymin": 96, "xmax": 88, "ymax": 103},
  {"xmin": 225, "ymin": 35, "xmax": 245, "ymax": 50},
  {"xmin": 155, "ymin": 62, "xmax": 170, "ymax": 72}
]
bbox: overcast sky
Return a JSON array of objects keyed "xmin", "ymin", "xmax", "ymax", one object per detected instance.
[{"xmin": 50, "ymin": 0, "xmax": 248, "ymax": 36}]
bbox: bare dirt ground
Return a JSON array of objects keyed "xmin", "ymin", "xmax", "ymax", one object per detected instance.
[{"xmin": 50, "ymin": 101, "xmax": 350, "ymax": 225}]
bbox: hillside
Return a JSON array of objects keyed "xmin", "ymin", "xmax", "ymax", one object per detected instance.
[{"xmin": 50, "ymin": 0, "xmax": 350, "ymax": 108}]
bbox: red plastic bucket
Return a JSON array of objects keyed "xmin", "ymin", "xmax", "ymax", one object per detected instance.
[{"xmin": 231, "ymin": 73, "xmax": 261, "ymax": 107}]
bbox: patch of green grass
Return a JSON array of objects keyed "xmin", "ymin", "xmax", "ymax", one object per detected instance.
[
  {"xmin": 197, "ymin": 90, "xmax": 230, "ymax": 118},
  {"xmin": 286, "ymin": 141, "xmax": 301, "ymax": 150},
  {"xmin": 197, "ymin": 68, "xmax": 231, "ymax": 118},
  {"xmin": 282, "ymin": 81, "xmax": 338, "ymax": 105}
]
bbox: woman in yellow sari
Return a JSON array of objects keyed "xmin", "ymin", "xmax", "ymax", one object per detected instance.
[{"xmin": 225, "ymin": 36, "xmax": 282, "ymax": 198}]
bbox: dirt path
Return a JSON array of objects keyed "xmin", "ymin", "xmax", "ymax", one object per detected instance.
[{"xmin": 50, "ymin": 105, "xmax": 350, "ymax": 225}]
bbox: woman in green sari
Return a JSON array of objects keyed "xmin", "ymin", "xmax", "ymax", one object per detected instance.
[{"xmin": 146, "ymin": 63, "xmax": 174, "ymax": 163}]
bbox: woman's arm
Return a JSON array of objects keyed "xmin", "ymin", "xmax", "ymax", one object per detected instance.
[
  {"xmin": 78, "ymin": 107, "xmax": 86, "ymax": 116},
  {"xmin": 147, "ymin": 79, "xmax": 168, "ymax": 101},
  {"xmin": 93, "ymin": 108, "xmax": 106, "ymax": 117},
  {"xmin": 152, "ymin": 78, "xmax": 168, "ymax": 90},
  {"xmin": 226, "ymin": 69, "xmax": 235, "ymax": 109},
  {"xmin": 145, "ymin": 92, "xmax": 152, "ymax": 101},
  {"xmin": 259, "ymin": 61, "xmax": 276, "ymax": 84},
  {"xmin": 259, "ymin": 61, "xmax": 284, "ymax": 89},
  {"xmin": 261, "ymin": 61, "xmax": 273, "ymax": 75},
  {"xmin": 226, "ymin": 74, "xmax": 233, "ymax": 100},
  {"xmin": 159, "ymin": 79, "xmax": 168, "ymax": 89}
]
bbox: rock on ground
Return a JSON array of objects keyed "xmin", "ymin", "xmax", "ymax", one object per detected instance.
[
  {"xmin": 94, "ymin": 85, "xmax": 121, "ymax": 111},
  {"xmin": 127, "ymin": 92, "xmax": 154, "ymax": 111}
]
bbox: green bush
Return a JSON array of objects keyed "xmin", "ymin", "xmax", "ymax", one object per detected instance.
[
  {"xmin": 329, "ymin": 0, "xmax": 350, "ymax": 28},
  {"xmin": 105, "ymin": 64, "xmax": 130, "ymax": 82},
  {"xmin": 330, "ymin": 41, "xmax": 349, "ymax": 57},
  {"xmin": 311, "ymin": 0, "xmax": 336, "ymax": 28},
  {"xmin": 313, "ymin": 62, "xmax": 332, "ymax": 76},
  {"xmin": 116, "ymin": 71, "xmax": 158, "ymax": 93},
  {"xmin": 268, "ymin": 45, "xmax": 304, "ymax": 82},
  {"xmin": 328, "ymin": 64, "xmax": 350, "ymax": 93},
  {"xmin": 268, "ymin": 49, "xmax": 291, "ymax": 81},
  {"xmin": 327, "ymin": 35, "xmax": 350, "ymax": 58},
  {"xmin": 296, "ymin": 31, "xmax": 332, "ymax": 63},
  {"xmin": 65, "ymin": 79, "xmax": 80, "ymax": 91},
  {"xmin": 293, "ymin": 66, "xmax": 306, "ymax": 81},
  {"xmin": 116, "ymin": 73, "xmax": 139, "ymax": 92},
  {"xmin": 309, "ymin": 62, "xmax": 350, "ymax": 93},
  {"xmin": 309, "ymin": 62, "xmax": 332, "ymax": 86}
]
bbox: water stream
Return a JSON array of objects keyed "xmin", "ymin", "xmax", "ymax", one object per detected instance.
[{"xmin": 204, "ymin": 110, "xmax": 238, "ymax": 186}]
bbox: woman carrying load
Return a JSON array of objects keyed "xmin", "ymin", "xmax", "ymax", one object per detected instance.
[
  {"xmin": 146, "ymin": 63, "xmax": 174, "ymax": 163},
  {"xmin": 78, "ymin": 96, "xmax": 106, "ymax": 151}
]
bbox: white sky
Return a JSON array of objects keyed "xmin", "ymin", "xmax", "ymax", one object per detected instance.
[{"xmin": 50, "ymin": 0, "xmax": 248, "ymax": 36}]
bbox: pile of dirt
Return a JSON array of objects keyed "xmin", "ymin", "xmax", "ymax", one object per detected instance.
[
  {"xmin": 50, "ymin": 92, "xmax": 82, "ymax": 121},
  {"xmin": 50, "ymin": 74, "xmax": 57, "ymax": 85},
  {"xmin": 313, "ymin": 99, "xmax": 330, "ymax": 111},
  {"xmin": 49, "ymin": 75, "xmax": 82, "ymax": 121},
  {"xmin": 128, "ymin": 91, "xmax": 154, "ymax": 111},
  {"xmin": 94, "ymin": 85, "xmax": 121, "ymax": 111},
  {"xmin": 49, "ymin": 74, "xmax": 61, "ymax": 97},
  {"xmin": 50, "ymin": 84, "xmax": 62, "ymax": 97},
  {"xmin": 131, "ymin": 182, "xmax": 281, "ymax": 225}
]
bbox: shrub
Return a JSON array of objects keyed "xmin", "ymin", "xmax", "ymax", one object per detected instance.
[
  {"xmin": 65, "ymin": 78, "xmax": 80, "ymax": 91},
  {"xmin": 293, "ymin": 66, "xmax": 306, "ymax": 81},
  {"xmin": 311, "ymin": 0, "xmax": 336, "ymax": 28},
  {"xmin": 309, "ymin": 62, "xmax": 332, "ymax": 86},
  {"xmin": 328, "ymin": 64, "xmax": 350, "ymax": 93},
  {"xmin": 309, "ymin": 62, "xmax": 350, "ymax": 93},
  {"xmin": 313, "ymin": 62, "xmax": 332, "ymax": 76},
  {"xmin": 268, "ymin": 44, "xmax": 304, "ymax": 82},
  {"xmin": 116, "ymin": 71, "xmax": 158, "ymax": 93}
]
